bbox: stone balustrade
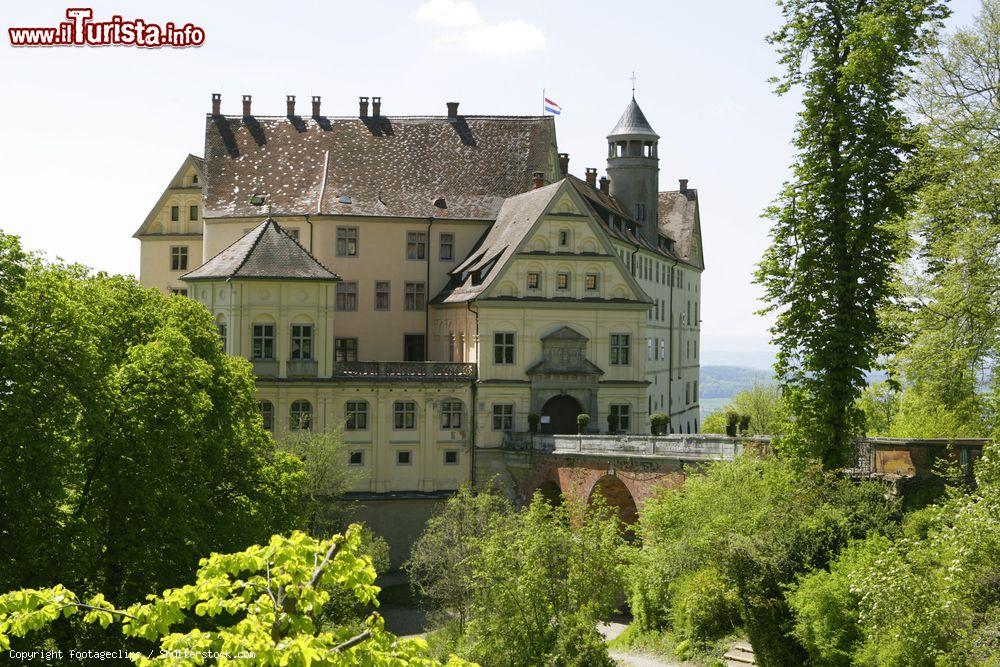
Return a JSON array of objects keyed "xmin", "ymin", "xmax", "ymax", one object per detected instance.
[{"xmin": 331, "ymin": 361, "xmax": 476, "ymax": 381}]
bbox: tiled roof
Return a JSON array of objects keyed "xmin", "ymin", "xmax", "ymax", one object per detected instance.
[
  {"xmin": 658, "ymin": 189, "xmax": 703, "ymax": 269},
  {"xmin": 608, "ymin": 98, "xmax": 659, "ymax": 138},
  {"xmin": 182, "ymin": 218, "xmax": 340, "ymax": 282},
  {"xmin": 203, "ymin": 114, "xmax": 557, "ymax": 220},
  {"xmin": 433, "ymin": 181, "xmax": 562, "ymax": 303}
]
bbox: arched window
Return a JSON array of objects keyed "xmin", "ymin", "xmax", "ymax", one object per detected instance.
[
  {"xmin": 290, "ymin": 400, "xmax": 312, "ymax": 431},
  {"xmin": 258, "ymin": 400, "xmax": 274, "ymax": 432}
]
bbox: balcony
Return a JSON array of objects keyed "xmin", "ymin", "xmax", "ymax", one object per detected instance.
[
  {"xmin": 332, "ymin": 361, "xmax": 477, "ymax": 381},
  {"xmin": 252, "ymin": 360, "xmax": 279, "ymax": 377}
]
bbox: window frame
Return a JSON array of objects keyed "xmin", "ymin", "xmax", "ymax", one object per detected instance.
[
  {"xmin": 289, "ymin": 399, "xmax": 313, "ymax": 431},
  {"xmin": 334, "ymin": 337, "xmax": 359, "ymax": 362},
  {"xmin": 406, "ymin": 231, "xmax": 427, "ymax": 260},
  {"xmin": 374, "ymin": 280, "xmax": 391, "ymax": 311},
  {"xmin": 170, "ymin": 246, "xmax": 188, "ymax": 271},
  {"xmin": 251, "ymin": 323, "xmax": 276, "ymax": 360},
  {"xmin": 336, "ymin": 226, "xmax": 359, "ymax": 257},
  {"xmin": 170, "ymin": 205, "xmax": 179, "ymax": 222},
  {"xmin": 492, "ymin": 403, "xmax": 515, "ymax": 431},
  {"xmin": 393, "ymin": 400, "xmax": 417, "ymax": 430},
  {"xmin": 439, "ymin": 232, "xmax": 454, "ymax": 261},
  {"xmin": 335, "ymin": 281, "xmax": 358, "ymax": 311},
  {"xmin": 404, "ymin": 282, "xmax": 426, "ymax": 311},
  {"xmin": 493, "ymin": 332, "xmax": 515, "ymax": 365},
  {"xmin": 585, "ymin": 273, "xmax": 599, "ymax": 291},
  {"xmin": 444, "ymin": 450, "xmax": 459, "ymax": 465},
  {"xmin": 610, "ymin": 403, "xmax": 631, "ymax": 432},
  {"xmin": 290, "ymin": 323, "xmax": 313, "ymax": 361},
  {"xmin": 609, "ymin": 333, "xmax": 631, "ymax": 366},
  {"xmin": 258, "ymin": 400, "xmax": 274, "ymax": 432},
  {"xmin": 526, "ymin": 272, "xmax": 541, "ymax": 290},
  {"xmin": 345, "ymin": 400, "xmax": 369, "ymax": 431},
  {"xmin": 396, "ymin": 450, "xmax": 413, "ymax": 466},
  {"xmin": 556, "ymin": 272, "xmax": 570, "ymax": 291},
  {"xmin": 348, "ymin": 450, "xmax": 364, "ymax": 466},
  {"xmin": 189, "ymin": 204, "xmax": 199, "ymax": 221},
  {"xmin": 440, "ymin": 400, "xmax": 463, "ymax": 430}
]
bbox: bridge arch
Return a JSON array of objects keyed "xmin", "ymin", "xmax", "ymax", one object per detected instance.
[
  {"xmin": 588, "ymin": 474, "xmax": 639, "ymax": 529},
  {"xmin": 534, "ymin": 479, "xmax": 564, "ymax": 508}
]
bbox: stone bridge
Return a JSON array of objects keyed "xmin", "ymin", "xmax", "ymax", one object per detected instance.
[{"xmin": 475, "ymin": 434, "xmax": 989, "ymax": 527}]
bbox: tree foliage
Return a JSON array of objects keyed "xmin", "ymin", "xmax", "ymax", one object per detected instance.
[
  {"xmin": 0, "ymin": 231, "xmax": 305, "ymax": 607},
  {"xmin": 756, "ymin": 0, "xmax": 948, "ymax": 466},
  {"xmin": 0, "ymin": 526, "xmax": 472, "ymax": 666},
  {"xmin": 701, "ymin": 385, "xmax": 790, "ymax": 436}
]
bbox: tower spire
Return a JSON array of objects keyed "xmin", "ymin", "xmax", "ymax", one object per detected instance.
[{"xmin": 630, "ymin": 70, "xmax": 637, "ymax": 98}]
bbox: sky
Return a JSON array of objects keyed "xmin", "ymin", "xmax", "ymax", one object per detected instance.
[{"xmin": 0, "ymin": 0, "xmax": 984, "ymax": 368}]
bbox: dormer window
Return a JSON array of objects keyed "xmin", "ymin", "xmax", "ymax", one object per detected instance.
[
  {"xmin": 635, "ymin": 203, "xmax": 646, "ymax": 222},
  {"xmin": 558, "ymin": 230, "xmax": 569, "ymax": 247},
  {"xmin": 192, "ymin": 174, "xmax": 199, "ymax": 185}
]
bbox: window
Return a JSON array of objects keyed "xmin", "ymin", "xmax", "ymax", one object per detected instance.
[
  {"xmin": 189, "ymin": 205, "xmax": 199, "ymax": 221},
  {"xmin": 217, "ymin": 322, "xmax": 227, "ymax": 347},
  {"xmin": 686, "ymin": 382, "xmax": 691, "ymax": 404},
  {"xmin": 349, "ymin": 451, "xmax": 364, "ymax": 466},
  {"xmin": 394, "ymin": 401, "xmax": 417, "ymax": 429},
  {"xmin": 404, "ymin": 282, "xmax": 426, "ymax": 310},
  {"xmin": 290, "ymin": 324, "xmax": 313, "ymax": 360},
  {"xmin": 654, "ymin": 337, "xmax": 660, "ymax": 360},
  {"xmin": 404, "ymin": 334, "xmax": 426, "ymax": 361},
  {"xmin": 170, "ymin": 246, "xmax": 188, "ymax": 271},
  {"xmin": 493, "ymin": 332, "xmax": 515, "ymax": 365},
  {"xmin": 345, "ymin": 400, "xmax": 368, "ymax": 430},
  {"xmin": 556, "ymin": 273, "xmax": 570, "ymax": 290},
  {"xmin": 336, "ymin": 227, "xmax": 359, "ymax": 256},
  {"xmin": 585, "ymin": 273, "xmax": 599, "ymax": 291},
  {"xmin": 444, "ymin": 450, "xmax": 459, "ymax": 465},
  {"xmin": 285, "ymin": 229, "xmax": 300, "ymax": 241},
  {"xmin": 635, "ymin": 202, "xmax": 646, "ymax": 222},
  {"xmin": 492, "ymin": 403, "xmax": 514, "ymax": 431},
  {"xmin": 375, "ymin": 281, "xmax": 391, "ymax": 310},
  {"xmin": 335, "ymin": 338, "xmax": 358, "ymax": 362},
  {"xmin": 526, "ymin": 272, "xmax": 541, "ymax": 290},
  {"xmin": 406, "ymin": 231, "xmax": 427, "ymax": 260},
  {"xmin": 687, "ymin": 301, "xmax": 692, "ymax": 325},
  {"xmin": 660, "ymin": 339, "xmax": 666, "ymax": 361},
  {"xmin": 290, "ymin": 400, "xmax": 312, "ymax": 431},
  {"xmin": 610, "ymin": 404, "xmax": 631, "ymax": 432},
  {"xmin": 610, "ymin": 334, "xmax": 631, "ymax": 365},
  {"xmin": 558, "ymin": 230, "xmax": 569, "ymax": 246},
  {"xmin": 396, "ymin": 450, "xmax": 412, "ymax": 465},
  {"xmin": 647, "ymin": 339, "xmax": 653, "ymax": 361},
  {"xmin": 252, "ymin": 324, "xmax": 275, "ymax": 360},
  {"xmin": 694, "ymin": 381, "xmax": 699, "ymax": 401},
  {"xmin": 439, "ymin": 232, "xmax": 454, "ymax": 260},
  {"xmin": 336, "ymin": 282, "xmax": 358, "ymax": 311},
  {"xmin": 170, "ymin": 205, "xmax": 179, "ymax": 222},
  {"xmin": 170, "ymin": 288, "xmax": 188, "ymax": 296},
  {"xmin": 259, "ymin": 400, "xmax": 274, "ymax": 431},
  {"xmin": 441, "ymin": 400, "xmax": 463, "ymax": 429}
]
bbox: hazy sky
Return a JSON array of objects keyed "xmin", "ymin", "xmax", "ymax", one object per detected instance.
[{"xmin": 0, "ymin": 0, "xmax": 983, "ymax": 362}]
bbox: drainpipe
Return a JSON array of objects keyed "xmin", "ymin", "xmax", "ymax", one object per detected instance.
[
  {"xmin": 425, "ymin": 217, "xmax": 434, "ymax": 360},
  {"xmin": 304, "ymin": 214, "xmax": 314, "ymax": 251},
  {"xmin": 667, "ymin": 258, "xmax": 678, "ymax": 433},
  {"xmin": 467, "ymin": 301, "xmax": 480, "ymax": 488}
]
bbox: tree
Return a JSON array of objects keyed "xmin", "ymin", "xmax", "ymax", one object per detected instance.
[
  {"xmin": 701, "ymin": 386, "xmax": 789, "ymax": 436},
  {"xmin": 405, "ymin": 486, "xmax": 512, "ymax": 632},
  {"xmin": 884, "ymin": 0, "xmax": 1000, "ymax": 439},
  {"xmin": 0, "ymin": 526, "xmax": 472, "ymax": 666},
  {"xmin": 276, "ymin": 428, "xmax": 360, "ymax": 535},
  {"xmin": 0, "ymin": 236, "xmax": 305, "ymax": 616},
  {"xmin": 756, "ymin": 0, "xmax": 949, "ymax": 467}
]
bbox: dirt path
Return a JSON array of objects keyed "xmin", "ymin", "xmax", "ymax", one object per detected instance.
[{"xmin": 599, "ymin": 622, "xmax": 688, "ymax": 667}]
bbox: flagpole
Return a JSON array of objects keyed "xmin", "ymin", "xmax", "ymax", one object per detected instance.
[{"xmin": 542, "ymin": 88, "xmax": 545, "ymax": 115}]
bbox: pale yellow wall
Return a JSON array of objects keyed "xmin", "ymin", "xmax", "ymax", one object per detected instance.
[
  {"xmin": 139, "ymin": 235, "xmax": 202, "ymax": 295},
  {"xmin": 255, "ymin": 382, "xmax": 472, "ymax": 493},
  {"xmin": 136, "ymin": 162, "xmax": 204, "ymax": 294}
]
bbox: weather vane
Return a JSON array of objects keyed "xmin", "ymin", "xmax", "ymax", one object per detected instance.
[{"xmin": 630, "ymin": 70, "xmax": 637, "ymax": 96}]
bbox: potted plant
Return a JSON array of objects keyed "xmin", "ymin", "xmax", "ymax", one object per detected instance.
[
  {"xmin": 576, "ymin": 413, "xmax": 590, "ymax": 434},
  {"xmin": 725, "ymin": 412, "xmax": 740, "ymax": 437},
  {"xmin": 649, "ymin": 412, "xmax": 671, "ymax": 435},
  {"xmin": 607, "ymin": 413, "xmax": 618, "ymax": 434},
  {"xmin": 528, "ymin": 413, "xmax": 540, "ymax": 434}
]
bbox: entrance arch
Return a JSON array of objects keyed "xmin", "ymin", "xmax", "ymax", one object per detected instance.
[
  {"xmin": 535, "ymin": 480, "xmax": 564, "ymax": 508},
  {"xmin": 589, "ymin": 475, "xmax": 638, "ymax": 530},
  {"xmin": 542, "ymin": 395, "xmax": 583, "ymax": 434}
]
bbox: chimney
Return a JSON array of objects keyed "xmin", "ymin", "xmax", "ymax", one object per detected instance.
[
  {"xmin": 585, "ymin": 167, "xmax": 597, "ymax": 188},
  {"xmin": 286, "ymin": 95, "xmax": 296, "ymax": 116},
  {"xmin": 599, "ymin": 176, "xmax": 610, "ymax": 193},
  {"xmin": 311, "ymin": 96, "xmax": 321, "ymax": 117},
  {"xmin": 679, "ymin": 178, "xmax": 688, "ymax": 192},
  {"xmin": 558, "ymin": 153, "xmax": 569, "ymax": 176},
  {"xmin": 447, "ymin": 101, "xmax": 459, "ymax": 118},
  {"xmin": 211, "ymin": 93, "xmax": 221, "ymax": 116},
  {"xmin": 242, "ymin": 95, "xmax": 252, "ymax": 117},
  {"xmin": 359, "ymin": 96, "xmax": 369, "ymax": 117},
  {"xmin": 372, "ymin": 96, "xmax": 382, "ymax": 116},
  {"xmin": 532, "ymin": 171, "xmax": 545, "ymax": 189}
]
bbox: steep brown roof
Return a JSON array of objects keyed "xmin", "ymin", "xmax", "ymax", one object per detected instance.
[
  {"xmin": 203, "ymin": 114, "xmax": 558, "ymax": 221},
  {"xmin": 182, "ymin": 218, "xmax": 340, "ymax": 282},
  {"xmin": 658, "ymin": 189, "xmax": 703, "ymax": 269}
]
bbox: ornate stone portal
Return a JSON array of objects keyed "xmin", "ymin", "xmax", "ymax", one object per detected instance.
[{"xmin": 527, "ymin": 326, "xmax": 604, "ymax": 433}]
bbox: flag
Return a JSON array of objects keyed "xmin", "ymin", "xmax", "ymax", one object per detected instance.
[{"xmin": 544, "ymin": 97, "xmax": 562, "ymax": 115}]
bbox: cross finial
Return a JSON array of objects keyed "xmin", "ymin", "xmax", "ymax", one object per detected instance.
[{"xmin": 630, "ymin": 70, "xmax": 637, "ymax": 97}]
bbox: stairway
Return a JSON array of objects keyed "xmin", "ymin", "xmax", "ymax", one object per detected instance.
[{"xmin": 723, "ymin": 640, "xmax": 756, "ymax": 667}]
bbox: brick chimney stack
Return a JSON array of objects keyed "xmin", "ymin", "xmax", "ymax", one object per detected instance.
[
  {"xmin": 359, "ymin": 96, "xmax": 369, "ymax": 117},
  {"xmin": 558, "ymin": 153, "xmax": 569, "ymax": 176},
  {"xmin": 447, "ymin": 102, "xmax": 459, "ymax": 118},
  {"xmin": 599, "ymin": 176, "xmax": 609, "ymax": 193},
  {"xmin": 286, "ymin": 95, "xmax": 296, "ymax": 116},
  {"xmin": 242, "ymin": 95, "xmax": 252, "ymax": 117},
  {"xmin": 211, "ymin": 93, "xmax": 221, "ymax": 116},
  {"xmin": 679, "ymin": 178, "xmax": 688, "ymax": 192},
  {"xmin": 532, "ymin": 171, "xmax": 545, "ymax": 189},
  {"xmin": 585, "ymin": 167, "xmax": 597, "ymax": 187},
  {"xmin": 372, "ymin": 96, "xmax": 381, "ymax": 116},
  {"xmin": 311, "ymin": 96, "xmax": 321, "ymax": 117}
]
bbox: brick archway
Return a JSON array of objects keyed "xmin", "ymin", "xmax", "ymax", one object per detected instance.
[
  {"xmin": 588, "ymin": 474, "xmax": 638, "ymax": 528},
  {"xmin": 535, "ymin": 479, "xmax": 564, "ymax": 507}
]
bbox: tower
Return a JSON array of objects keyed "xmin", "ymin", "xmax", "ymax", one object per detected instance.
[{"xmin": 606, "ymin": 97, "xmax": 659, "ymax": 240}]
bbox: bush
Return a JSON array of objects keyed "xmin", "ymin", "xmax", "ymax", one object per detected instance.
[
  {"xmin": 670, "ymin": 568, "xmax": 740, "ymax": 643},
  {"xmin": 544, "ymin": 611, "xmax": 616, "ymax": 667},
  {"xmin": 650, "ymin": 412, "xmax": 671, "ymax": 435},
  {"xmin": 577, "ymin": 413, "xmax": 591, "ymax": 433}
]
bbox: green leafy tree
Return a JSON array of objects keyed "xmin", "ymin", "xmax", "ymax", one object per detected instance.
[
  {"xmin": 276, "ymin": 428, "xmax": 360, "ymax": 535},
  {"xmin": 405, "ymin": 486, "xmax": 512, "ymax": 632},
  {"xmin": 756, "ymin": 0, "xmax": 948, "ymax": 467},
  {"xmin": 0, "ymin": 526, "xmax": 473, "ymax": 666},
  {"xmin": 0, "ymin": 236, "xmax": 305, "ymax": 616},
  {"xmin": 702, "ymin": 386, "xmax": 789, "ymax": 436}
]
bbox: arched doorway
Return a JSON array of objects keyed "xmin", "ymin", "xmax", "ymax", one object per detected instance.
[
  {"xmin": 535, "ymin": 480, "xmax": 564, "ymax": 508},
  {"xmin": 542, "ymin": 395, "xmax": 583, "ymax": 434},
  {"xmin": 589, "ymin": 475, "xmax": 638, "ymax": 533}
]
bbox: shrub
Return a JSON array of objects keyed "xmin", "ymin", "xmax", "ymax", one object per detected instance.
[
  {"xmin": 544, "ymin": 610, "xmax": 616, "ymax": 667},
  {"xmin": 528, "ymin": 413, "xmax": 540, "ymax": 433},
  {"xmin": 670, "ymin": 568, "xmax": 740, "ymax": 643},
  {"xmin": 650, "ymin": 412, "xmax": 671, "ymax": 435},
  {"xmin": 577, "ymin": 413, "xmax": 591, "ymax": 433}
]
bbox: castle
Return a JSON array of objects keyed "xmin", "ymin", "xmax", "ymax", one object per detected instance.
[{"xmin": 134, "ymin": 93, "xmax": 704, "ymax": 497}]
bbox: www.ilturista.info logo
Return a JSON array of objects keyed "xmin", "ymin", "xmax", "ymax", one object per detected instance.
[{"xmin": 9, "ymin": 8, "xmax": 205, "ymax": 48}]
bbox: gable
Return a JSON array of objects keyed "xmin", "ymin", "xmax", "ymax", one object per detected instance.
[{"xmin": 133, "ymin": 154, "xmax": 205, "ymax": 237}]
